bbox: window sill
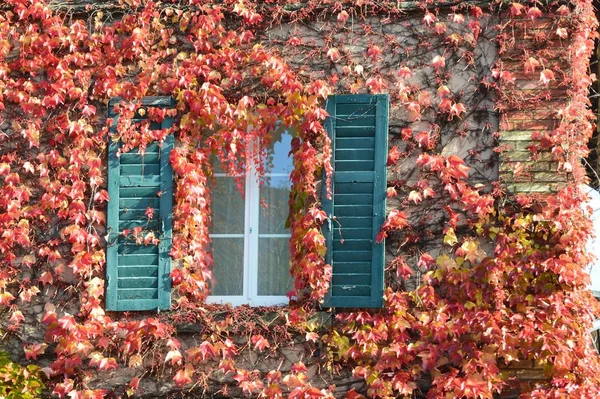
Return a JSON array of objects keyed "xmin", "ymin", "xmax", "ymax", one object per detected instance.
[{"xmin": 206, "ymin": 295, "xmax": 290, "ymax": 307}]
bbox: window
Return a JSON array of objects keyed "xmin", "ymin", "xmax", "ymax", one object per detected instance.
[
  {"xmin": 208, "ymin": 127, "xmax": 294, "ymax": 306},
  {"xmin": 105, "ymin": 97, "xmax": 175, "ymax": 312},
  {"xmin": 322, "ymin": 94, "xmax": 389, "ymax": 308},
  {"xmin": 104, "ymin": 95, "xmax": 389, "ymax": 311}
]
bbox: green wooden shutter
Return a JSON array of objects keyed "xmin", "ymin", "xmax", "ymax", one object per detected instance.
[
  {"xmin": 106, "ymin": 97, "xmax": 175, "ymax": 311},
  {"xmin": 322, "ymin": 94, "xmax": 388, "ymax": 308}
]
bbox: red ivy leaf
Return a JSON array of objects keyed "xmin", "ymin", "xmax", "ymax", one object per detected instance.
[
  {"xmin": 251, "ymin": 335, "xmax": 270, "ymax": 352},
  {"xmin": 540, "ymin": 69, "xmax": 555, "ymax": 85},
  {"xmin": 173, "ymin": 364, "xmax": 193, "ymax": 386},
  {"xmin": 387, "ymin": 146, "xmax": 401, "ymax": 166}
]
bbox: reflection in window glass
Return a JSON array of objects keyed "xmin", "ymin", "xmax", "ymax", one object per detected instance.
[
  {"xmin": 258, "ymin": 237, "xmax": 292, "ymax": 295},
  {"xmin": 263, "ymin": 126, "xmax": 294, "ymax": 175},
  {"xmin": 259, "ymin": 176, "xmax": 290, "ymax": 234},
  {"xmin": 210, "ymin": 177, "xmax": 245, "ymax": 234},
  {"xmin": 211, "ymin": 237, "xmax": 244, "ymax": 295}
]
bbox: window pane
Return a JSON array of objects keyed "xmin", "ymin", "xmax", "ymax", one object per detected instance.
[
  {"xmin": 211, "ymin": 177, "xmax": 244, "ymax": 234},
  {"xmin": 257, "ymin": 237, "xmax": 292, "ymax": 296},
  {"xmin": 259, "ymin": 176, "xmax": 291, "ymax": 234},
  {"xmin": 211, "ymin": 237, "xmax": 244, "ymax": 295},
  {"xmin": 263, "ymin": 129, "xmax": 293, "ymax": 174}
]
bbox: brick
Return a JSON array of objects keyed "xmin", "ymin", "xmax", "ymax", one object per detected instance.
[
  {"xmin": 532, "ymin": 172, "xmax": 567, "ymax": 182},
  {"xmin": 510, "ymin": 120, "xmax": 558, "ymax": 130},
  {"xmin": 499, "ymin": 120, "xmax": 513, "ymax": 130},
  {"xmin": 499, "ymin": 162, "xmax": 522, "ymax": 172},
  {"xmin": 502, "ymin": 141, "xmax": 538, "ymax": 151},
  {"xmin": 500, "ymin": 171, "xmax": 534, "ymax": 182},
  {"xmin": 530, "ymin": 161, "xmax": 557, "ymax": 172},
  {"xmin": 506, "ymin": 182, "xmax": 567, "ymax": 193},
  {"xmin": 505, "ymin": 111, "xmax": 535, "ymax": 120},
  {"xmin": 515, "ymin": 80, "xmax": 563, "ymax": 91},
  {"xmin": 499, "ymin": 131, "xmax": 534, "ymax": 141},
  {"xmin": 500, "ymin": 151, "xmax": 553, "ymax": 162},
  {"xmin": 506, "ymin": 183, "xmax": 553, "ymax": 193}
]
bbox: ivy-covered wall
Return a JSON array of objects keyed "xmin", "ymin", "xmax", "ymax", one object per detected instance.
[
  {"xmin": 0, "ymin": 0, "xmax": 599, "ymax": 398},
  {"xmin": 262, "ymin": 9, "xmax": 500, "ymax": 293}
]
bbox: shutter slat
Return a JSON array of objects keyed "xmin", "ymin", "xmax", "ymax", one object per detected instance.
[
  {"xmin": 121, "ymin": 164, "xmax": 161, "ymax": 175},
  {"xmin": 334, "ymin": 205, "xmax": 372, "ymax": 217},
  {"xmin": 112, "ymin": 299, "xmax": 163, "ymax": 311},
  {"xmin": 322, "ymin": 94, "xmax": 388, "ymax": 308},
  {"xmin": 336, "ymin": 116, "xmax": 376, "ymax": 127},
  {"xmin": 117, "ymin": 288, "xmax": 158, "ymax": 300},
  {"xmin": 118, "ymin": 244, "xmax": 158, "ymax": 255},
  {"xmin": 334, "ymin": 182, "xmax": 373, "ymax": 193},
  {"xmin": 334, "ymin": 173, "xmax": 374, "ymax": 183},
  {"xmin": 118, "ymin": 254, "xmax": 159, "ymax": 266},
  {"xmin": 118, "ymin": 266, "xmax": 159, "ymax": 277},
  {"xmin": 332, "ymin": 274, "xmax": 371, "ymax": 285},
  {"xmin": 143, "ymin": 143, "xmax": 161, "ymax": 152},
  {"xmin": 120, "ymin": 198, "xmax": 160, "ymax": 209},
  {"xmin": 118, "ymin": 277, "xmax": 159, "ymax": 289},
  {"xmin": 333, "ymin": 262, "xmax": 372, "ymax": 274},
  {"xmin": 335, "ymin": 103, "xmax": 377, "ymax": 115},
  {"xmin": 335, "ymin": 148, "xmax": 375, "ymax": 160},
  {"xmin": 331, "ymin": 285, "xmax": 371, "ymax": 296},
  {"xmin": 333, "ymin": 228, "xmax": 372, "ymax": 239},
  {"xmin": 335, "ymin": 94, "xmax": 381, "ymax": 104},
  {"xmin": 119, "ymin": 209, "xmax": 159, "ymax": 220},
  {"xmin": 333, "ymin": 239, "xmax": 372, "ymax": 251},
  {"xmin": 335, "ymin": 195, "xmax": 373, "ymax": 206},
  {"xmin": 120, "ymin": 187, "xmax": 160, "ymax": 198},
  {"xmin": 119, "ymin": 220, "xmax": 160, "ymax": 230},
  {"xmin": 119, "ymin": 176, "xmax": 161, "ymax": 186},
  {"xmin": 120, "ymin": 153, "xmax": 160, "ymax": 164},
  {"xmin": 336, "ymin": 137, "xmax": 375, "ymax": 149},
  {"xmin": 333, "ymin": 251, "xmax": 372, "ymax": 262},
  {"xmin": 335, "ymin": 126, "xmax": 375, "ymax": 137},
  {"xmin": 334, "ymin": 217, "xmax": 373, "ymax": 228},
  {"xmin": 335, "ymin": 160, "xmax": 375, "ymax": 172}
]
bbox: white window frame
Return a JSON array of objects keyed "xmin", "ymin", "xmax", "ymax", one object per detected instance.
[{"xmin": 207, "ymin": 142, "xmax": 292, "ymax": 307}]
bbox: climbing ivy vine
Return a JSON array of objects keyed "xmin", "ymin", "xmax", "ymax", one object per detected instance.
[{"xmin": 0, "ymin": 0, "xmax": 599, "ymax": 398}]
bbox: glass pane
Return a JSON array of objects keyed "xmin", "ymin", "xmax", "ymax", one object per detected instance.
[
  {"xmin": 211, "ymin": 177, "xmax": 244, "ymax": 234},
  {"xmin": 263, "ymin": 129, "xmax": 293, "ymax": 175},
  {"xmin": 211, "ymin": 237, "xmax": 244, "ymax": 295},
  {"xmin": 257, "ymin": 237, "xmax": 292, "ymax": 296},
  {"xmin": 259, "ymin": 176, "xmax": 291, "ymax": 234}
]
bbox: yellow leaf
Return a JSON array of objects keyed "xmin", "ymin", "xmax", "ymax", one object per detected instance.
[{"xmin": 443, "ymin": 227, "xmax": 457, "ymax": 246}]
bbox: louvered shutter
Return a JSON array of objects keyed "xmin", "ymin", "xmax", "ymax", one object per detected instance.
[
  {"xmin": 106, "ymin": 97, "xmax": 174, "ymax": 311},
  {"xmin": 322, "ymin": 94, "xmax": 388, "ymax": 308}
]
